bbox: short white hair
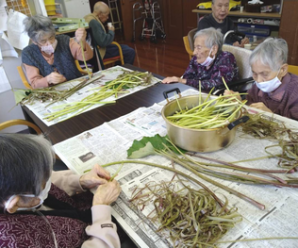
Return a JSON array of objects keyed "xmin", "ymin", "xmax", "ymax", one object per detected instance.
[
  {"xmin": 249, "ymin": 38, "xmax": 288, "ymax": 71},
  {"xmin": 194, "ymin": 27, "xmax": 223, "ymax": 51}
]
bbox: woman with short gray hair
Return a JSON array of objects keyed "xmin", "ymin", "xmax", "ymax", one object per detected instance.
[
  {"xmin": 22, "ymin": 15, "xmax": 93, "ymax": 89},
  {"xmin": 162, "ymin": 27, "xmax": 239, "ymax": 91},
  {"xmin": 0, "ymin": 133, "xmax": 122, "ymax": 247},
  {"xmin": 225, "ymin": 38, "xmax": 298, "ymax": 120}
]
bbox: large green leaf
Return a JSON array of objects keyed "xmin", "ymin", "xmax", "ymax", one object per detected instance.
[
  {"xmin": 127, "ymin": 134, "xmax": 185, "ymax": 159},
  {"xmin": 13, "ymin": 89, "xmax": 31, "ymax": 105}
]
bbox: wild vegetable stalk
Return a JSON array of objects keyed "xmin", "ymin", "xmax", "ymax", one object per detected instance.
[
  {"xmin": 167, "ymin": 94, "xmax": 246, "ymax": 129},
  {"xmin": 130, "ymin": 180, "xmax": 242, "ymax": 247},
  {"xmin": 43, "ymin": 71, "xmax": 153, "ymax": 121}
]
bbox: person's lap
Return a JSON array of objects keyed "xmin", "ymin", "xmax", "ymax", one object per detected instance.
[{"xmin": 104, "ymin": 44, "xmax": 135, "ymax": 65}]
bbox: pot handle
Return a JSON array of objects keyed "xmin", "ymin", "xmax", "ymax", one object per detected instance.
[
  {"xmin": 227, "ymin": 116, "xmax": 249, "ymax": 130},
  {"xmin": 163, "ymin": 88, "xmax": 182, "ymax": 103}
]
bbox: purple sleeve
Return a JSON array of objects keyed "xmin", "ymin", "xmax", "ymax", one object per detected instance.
[{"xmin": 184, "ymin": 52, "xmax": 239, "ymax": 91}]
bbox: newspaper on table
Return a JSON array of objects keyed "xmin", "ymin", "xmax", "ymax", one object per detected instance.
[
  {"xmin": 24, "ymin": 66, "xmax": 160, "ymax": 127},
  {"xmin": 54, "ymin": 88, "xmax": 298, "ymax": 248}
]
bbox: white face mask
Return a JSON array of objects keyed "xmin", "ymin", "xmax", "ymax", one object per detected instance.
[
  {"xmin": 256, "ymin": 69, "xmax": 282, "ymax": 93},
  {"xmin": 41, "ymin": 39, "xmax": 57, "ymax": 55},
  {"xmin": 200, "ymin": 46, "xmax": 215, "ymax": 67},
  {"xmin": 5, "ymin": 177, "xmax": 52, "ymax": 211}
]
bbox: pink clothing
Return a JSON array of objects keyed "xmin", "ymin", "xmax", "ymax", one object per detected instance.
[
  {"xmin": 23, "ymin": 39, "xmax": 93, "ymax": 89},
  {"xmin": 0, "ymin": 170, "xmax": 120, "ymax": 248},
  {"xmin": 52, "ymin": 170, "xmax": 121, "ymax": 248},
  {"xmin": 247, "ymin": 73, "xmax": 298, "ymax": 120}
]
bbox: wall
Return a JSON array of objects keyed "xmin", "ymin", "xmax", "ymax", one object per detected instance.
[{"xmin": 0, "ymin": 49, "xmax": 26, "ymax": 133}]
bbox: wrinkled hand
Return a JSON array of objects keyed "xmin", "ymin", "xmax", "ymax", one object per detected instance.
[
  {"xmin": 249, "ymin": 102, "xmax": 272, "ymax": 113},
  {"xmin": 46, "ymin": 72, "xmax": 66, "ymax": 85},
  {"xmin": 75, "ymin": 28, "xmax": 87, "ymax": 43},
  {"xmin": 80, "ymin": 164, "xmax": 111, "ymax": 190},
  {"xmin": 233, "ymin": 41, "xmax": 241, "ymax": 47},
  {"xmin": 93, "ymin": 180, "xmax": 121, "ymax": 206},
  {"xmin": 241, "ymin": 37, "xmax": 250, "ymax": 46},
  {"xmin": 108, "ymin": 25, "xmax": 115, "ymax": 32},
  {"xmin": 224, "ymin": 90, "xmax": 241, "ymax": 101},
  {"xmin": 162, "ymin": 76, "xmax": 181, "ymax": 84}
]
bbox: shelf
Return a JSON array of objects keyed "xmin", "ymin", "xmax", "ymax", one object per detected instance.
[
  {"xmin": 192, "ymin": 9, "xmax": 281, "ymax": 19},
  {"xmin": 233, "ymin": 21, "xmax": 279, "ymax": 27}
]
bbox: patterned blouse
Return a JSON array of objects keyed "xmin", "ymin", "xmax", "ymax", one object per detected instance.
[{"xmin": 182, "ymin": 51, "xmax": 239, "ymax": 91}]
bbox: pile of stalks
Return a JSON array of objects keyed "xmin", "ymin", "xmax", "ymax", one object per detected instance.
[
  {"xmin": 167, "ymin": 80, "xmax": 246, "ymax": 130},
  {"xmin": 241, "ymin": 112, "xmax": 290, "ymax": 139},
  {"xmin": 239, "ymin": 112, "xmax": 298, "ymax": 170},
  {"xmin": 130, "ymin": 180, "xmax": 242, "ymax": 247},
  {"xmin": 18, "ymin": 76, "xmax": 99, "ymax": 105},
  {"xmin": 101, "ymin": 138, "xmax": 298, "ymax": 211},
  {"xmin": 43, "ymin": 71, "xmax": 152, "ymax": 121}
]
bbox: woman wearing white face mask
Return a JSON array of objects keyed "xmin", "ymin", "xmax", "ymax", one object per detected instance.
[
  {"xmin": 22, "ymin": 15, "xmax": 93, "ymax": 89},
  {"xmin": 0, "ymin": 134, "xmax": 137, "ymax": 248},
  {"xmin": 224, "ymin": 38, "xmax": 298, "ymax": 120},
  {"xmin": 162, "ymin": 27, "xmax": 239, "ymax": 91}
]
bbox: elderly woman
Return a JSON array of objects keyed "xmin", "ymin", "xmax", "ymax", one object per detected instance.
[
  {"xmin": 22, "ymin": 15, "xmax": 93, "ymax": 89},
  {"xmin": 225, "ymin": 38, "xmax": 298, "ymax": 120},
  {"xmin": 0, "ymin": 134, "xmax": 122, "ymax": 247},
  {"xmin": 162, "ymin": 27, "xmax": 239, "ymax": 91}
]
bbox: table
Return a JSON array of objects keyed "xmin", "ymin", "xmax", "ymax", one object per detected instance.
[
  {"xmin": 22, "ymin": 65, "xmax": 298, "ymax": 248},
  {"xmin": 22, "ymin": 65, "xmax": 191, "ymax": 144}
]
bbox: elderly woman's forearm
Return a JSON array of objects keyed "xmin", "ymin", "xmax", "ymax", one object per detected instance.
[
  {"xmin": 23, "ymin": 63, "xmax": 49, "ymax": 89},
  {"xmin": 70, "ymin": 39, "xmax": 93, "ymax": 61}
]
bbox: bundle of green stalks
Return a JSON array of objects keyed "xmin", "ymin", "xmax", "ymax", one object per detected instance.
[
  {"xmin": 167, "ymin": 79, "xmax": 246, "ymax": 130},
  {"xmin": 130, "ymin": 181, "xmax": 242, "ymax": 248},
  {"xmin": 43, "ymin": 71, "xmax": 152, "ymax": 121}
]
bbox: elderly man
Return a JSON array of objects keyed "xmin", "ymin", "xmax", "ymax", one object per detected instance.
[
  {"xmin": 198, "ymin": 0, "xmax": 249, "ymax": 47},
  {"xmin": 84, "ymin": 1, "xmax": 135, "ymax": 65}
]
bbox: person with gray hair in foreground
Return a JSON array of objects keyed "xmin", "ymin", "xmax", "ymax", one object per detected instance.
[
  {"xmin": 0, "ymin": 133, "xmax": 122, "ymax": 247},
  {"xmin": 225, "ymin": 38, "xmax": 298, "ymax": 120},
  {"xmin": 162, "ymin": 27, "xmax": 239, "ymax": 91},
  {"xmin": 22, "ymin": 15, "xmax": 93, "ymax": 89}
]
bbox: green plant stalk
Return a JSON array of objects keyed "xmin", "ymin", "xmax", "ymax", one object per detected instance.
[
  {"xmin": 187, "ymin": 153, "xmax": 290, "ymax": 174},
  {"xmin": 100, "ymin": 160, "xmax": 226, "ymax": 209},
  {"xmin": 159, "ymin": 144, "xmax": 266, "ymax": 209}
]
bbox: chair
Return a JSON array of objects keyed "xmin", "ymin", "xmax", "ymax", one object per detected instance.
[
  {"xmin": 100, "ymin": 41, "xmax": 124, "ymax": 67},
  {"xmin": 0, "ymin": 119, "xmax": 65, "ymax": 167},
  {"xmin": 17, "ymin": 61, "xmax": 90, "ymax": 89},
  {"xmin": 288, "ymin": 65, "xmax": 298, "ymax": 76},
  {"xmin": 222, "ymin": 44, "xmax": 252, "ymax": 80},
  {"xmin": 0, "ymin": 119, "xmax": 42, "ymax": 134},
  {"xmin": 183, "ymin": 28, "xmax": 197, "ymax": 60},
  {"xmin": 74, "ymin": 60, "xmax": 90, "ymax": 75},
  {"xmin": 17, "ymin": 65, "xmax": 32, "ymax": 89}
]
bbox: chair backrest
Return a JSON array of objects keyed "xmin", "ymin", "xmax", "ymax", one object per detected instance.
[
  {"xmin": 187, "ymin": 28, "xmax": 197, "ymax": 53},
  {"xmin": 0, "ymin": 119, "xmax": 41, "ymax": 134},
  {"xmin": 222, "ymin": 44, "xmax": 252, "ymax": 79},
  {"xmin": 183, "ymin": 36, "xmax": 193, "ymax": 60},
  {"xmin": 17, "ymin": 65, "xmax": 32, "ymax": 89},
  {"xmin": 183, "ymin": 28, "xmax": 197, "ymax": 60},
  {"xmin": 288, "ymin": 65, "xmax": 298, "ymax": 76},
  {"xmin": 101, "ymin": 41, "xmax": 124, "ymax": 66}
]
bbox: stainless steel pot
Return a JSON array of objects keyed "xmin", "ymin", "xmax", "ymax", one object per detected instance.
[{"xmin": 161, "ymin": 88, "xmax": 249, "ymax": 153}]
